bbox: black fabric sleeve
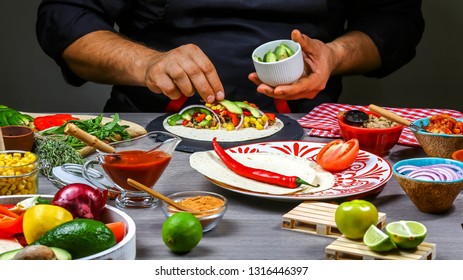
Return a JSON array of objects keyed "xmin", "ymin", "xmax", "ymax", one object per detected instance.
[
  {"xmin": 36, "ymin": 0, "xmax": 129, "ymax": 86},
  {"xmin": 346, "ymin": 0, "xmax": 425, "ymax": 78}
]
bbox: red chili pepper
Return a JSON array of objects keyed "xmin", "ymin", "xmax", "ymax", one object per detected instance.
[{"xmin": 212, "ymin": 138, "xmax": 318, "ymax": 189}]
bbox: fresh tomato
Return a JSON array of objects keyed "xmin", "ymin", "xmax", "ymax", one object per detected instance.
[
  {"xmin": 335, "ymin": 199, "xmax": 378, "ymax": 240},
  {"xmin": 315, "ymin": 139, "xmax": 359, "ymax": 172},
  {"xmin": 33, "ymin": 114, "xmax": 78, "ymax": 131},
  {"xmin": 106, "ymin": 222, "xmax": 125, "ymax": 244}
]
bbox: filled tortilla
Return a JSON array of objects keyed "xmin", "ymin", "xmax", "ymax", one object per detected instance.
[
  {"xmin": 163, "ymin": 117, "xmax": 284, "ymax": 142},
  {"xmin": 162, "ymin": 100, "xmax": 284, "ymax": 142},
  {"xmin": 190, "ymin": 151, "xmax": 335, "ymax": 195}
]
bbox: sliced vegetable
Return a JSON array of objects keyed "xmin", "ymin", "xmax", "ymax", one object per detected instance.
[
  {"xmin": 166, "ymin": 113, "xmax": 182, "ymax": 126},
  {"xmin": 176, "ymin": 105, "xmax": 221, "ymax": 129},
  {"xmin": 234, "ymin": 101, "xmax": 261, "ymax": 118},
  {"xmin": 106, "ymin": 222, "xmax": 125, "ymax": 244},
  {"xmin": 0, "ymin": 205, "xmax": 24, "ymax": 238},
  {"xmin": 396, "ymin": 163, "xmax": 463, "ymax": 181},
  {"xmin": 33, "ymin": 114, "xmax": 78, "ymax": 131},
  {"xmin": 219, "ymin": 100, "xmax": 243, "ymax": 115},
  {"xmin": 316, "ymin": 139, "xmax": 360, "ymax": 172},
  {"xmin": 0, "ymin": 105, "xmax": 34, "ymax": 127},
  {"xmin": 38, "ymin": 114, "xmax": 130, "ymax": 150},
  {"xmin": 51, "ymin": 183, "xmax": 108, "ymax": 220},
  {"xmin": 212, "ymin": 137, "xmax": 318, "ymax": 189},
  {"xmin": 8, "ymin": 196, "xmax": 49, "ymax": 214}
]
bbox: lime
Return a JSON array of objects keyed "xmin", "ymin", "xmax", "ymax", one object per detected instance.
[
  {"xmin": 385, "ymin": 220, "xmax": 427, "ymax": 249},
  {"xmin": 363, "ymin": 225, "xmax": 397, "ymax": 252},
  {"xmin": 162, "ymin": 212, "xmax": 203, "ymax": 253}
]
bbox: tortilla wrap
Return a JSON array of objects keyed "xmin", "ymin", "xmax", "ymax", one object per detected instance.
[
  {"xmin": 163, "ymin": 117, "xmax": 284, "ymax": 142},
  {"xmin": 190, "ymin": 151, "xmax": 335, "ymax": 195}
]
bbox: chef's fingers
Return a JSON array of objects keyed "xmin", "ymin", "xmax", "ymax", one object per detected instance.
[{"xmin": 185, "ymin": 46, "xmax": 225, "ymax": 103}]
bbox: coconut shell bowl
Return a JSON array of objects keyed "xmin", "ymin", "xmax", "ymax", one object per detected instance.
[{"xmin": 393, "ymin": 157, "xmax": 463, "ymax": 214}]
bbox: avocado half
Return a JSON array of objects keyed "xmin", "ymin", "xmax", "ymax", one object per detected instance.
[{"xmin": 0, "ymin": 246, "xmax": 72, "ymax": 260}]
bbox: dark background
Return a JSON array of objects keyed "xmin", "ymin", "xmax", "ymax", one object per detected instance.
[{"xmin": 2, "ymin": 1, "xmax": 461, "ymax": 113}]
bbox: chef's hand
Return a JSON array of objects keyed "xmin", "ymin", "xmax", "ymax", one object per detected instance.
[
  {"xmin": 145, "ymin": 44, "xmax": 225, "ymax": 103},
  {"xmin": 248, "ymin": 29, "xmax": 335, "ymax": 101}
]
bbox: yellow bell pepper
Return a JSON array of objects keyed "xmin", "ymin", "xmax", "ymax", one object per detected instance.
[{"xmin": 23, "ymin": 204, "xmax": 73, "ymax": 244}]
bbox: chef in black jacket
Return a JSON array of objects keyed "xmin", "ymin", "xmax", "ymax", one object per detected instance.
[{"xmin": 36, "ymin": 0, "xmax": 424, "ymax": 113}]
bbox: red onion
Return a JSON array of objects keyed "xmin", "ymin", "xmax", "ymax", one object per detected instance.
[
  {"xmin": 235, "ymin": 114, "xmax": 245, "ymax": 130},
  {"xmin": 259, "ymin": 109, "xmax": 269, "ymax": 130},
  {"xmin": 52, "ymin": 183, "xmax": 108, "ymax": 220},
  {"xmin": 397, "ymin": 163, "xmax": 463, "ymax": 182}
]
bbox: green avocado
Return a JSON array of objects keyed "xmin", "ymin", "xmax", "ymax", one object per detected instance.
[
  {"xmin": 234, "ymin": 101, "xmax": 261, "ymax": 118},
  {"xmin": 0, "ymin": 246, "xmax": 72, "ymax": 260},
  {"xmin": 32, "ymin": 218, "xmax": 116, "ymax": 259},
  {"xmin": 219, "ymin": 100, "xmax": 243, "ymax": 115}
]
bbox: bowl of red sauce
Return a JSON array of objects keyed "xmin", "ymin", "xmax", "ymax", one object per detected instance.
[{"xmin": 83, "ymin": 131, "xmax": 181, "ymax": 209}]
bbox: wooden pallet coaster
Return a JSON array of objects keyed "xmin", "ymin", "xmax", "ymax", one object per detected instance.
[
  {"xmin": 325, "ymin": 237, "xmax": 436, "ymax": 260},
  {"xmin": 281, "ymin": 201, "xmax": 386, "ymax": 238}
]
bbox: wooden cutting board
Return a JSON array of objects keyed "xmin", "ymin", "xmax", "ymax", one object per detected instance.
[{"xmin": 27, "ymin": 113, "xmax": 147, "ymax": 156}]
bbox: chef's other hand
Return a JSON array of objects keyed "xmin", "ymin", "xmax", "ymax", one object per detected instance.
[
  {"xmin": 248, "ymin": 29, "xmax": 335, "ymax": 101},
  {"xmin": 145, "ymin": 44, "xmax": 225, "ymax": 104}
]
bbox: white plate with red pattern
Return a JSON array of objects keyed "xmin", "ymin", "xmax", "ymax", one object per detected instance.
[{"xmin": 201, "ymin": 141, "xmax": 392, "ymax": 201}]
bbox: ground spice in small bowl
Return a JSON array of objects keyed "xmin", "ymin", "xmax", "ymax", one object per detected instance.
[{"xmin": 176, "ymin": 195, "xmax": 225, "ymax": 212}]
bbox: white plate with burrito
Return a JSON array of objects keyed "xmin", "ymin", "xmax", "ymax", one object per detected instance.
[{"xmin": 189, "ymin": 141, "xmax": 392, "ymax": 201}]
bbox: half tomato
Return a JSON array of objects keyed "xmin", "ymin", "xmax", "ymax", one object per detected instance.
[{"xmin": 316, "ymin": 139, "xmax": 359, "ymax": 172}]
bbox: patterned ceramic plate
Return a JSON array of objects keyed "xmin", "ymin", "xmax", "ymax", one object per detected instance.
[{"xmin": 200, "ymin": 141, "xmax": 392, "ymax": 201}]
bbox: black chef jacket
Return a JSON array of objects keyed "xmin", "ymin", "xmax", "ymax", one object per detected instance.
[{"xmin": 36, "ymin": 0, "xmax": 424, "ymax": 113}]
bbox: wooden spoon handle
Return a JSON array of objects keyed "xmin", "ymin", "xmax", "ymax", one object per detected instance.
[
  {"xmin": 368, "ymin": 104, "xmax": 412, "ymax": 126},
  {"xmin": 64, "ymin": 123, "xmax": 115, "ymax": 153},
  {"xmin": 127, "ymin": 178, "xmax": 202, "ymax": 214}
]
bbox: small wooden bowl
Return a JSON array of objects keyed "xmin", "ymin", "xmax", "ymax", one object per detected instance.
[
  {"xmin": 393, "ymin": 158, "xmax": 463, "ymax": 214},
  {"xmin": 411, "ymin": 117, "xmax": 463, "ymax": 158},
  {"xmin": 1, "ymin": 126, "xmax": 34, "ymax": 151}
]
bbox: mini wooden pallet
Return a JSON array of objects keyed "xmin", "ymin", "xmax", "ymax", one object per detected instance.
[
  {"xmin": 325, "ymin": 237, "xmax": 437, "ymax": 260},
  {"xmin": 282, "ymin": 201, "xmax": 387, "ymax": 238}
]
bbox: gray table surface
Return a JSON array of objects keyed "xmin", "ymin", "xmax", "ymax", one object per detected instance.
[{"xmin": 37, "ymin": 113, "xmax": 463, "ymax": 260}]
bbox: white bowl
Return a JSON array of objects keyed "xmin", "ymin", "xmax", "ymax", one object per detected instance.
[
  {"xmin": 252, "ymin": 39, "xmax": 304, "ymax": 87},
  {"xmin": 0, "ymin": 195, "xmax": 136, "ymax": 260}
]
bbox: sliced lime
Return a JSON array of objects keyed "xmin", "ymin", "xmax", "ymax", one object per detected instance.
[
  {"xmin": 363, "ymin": 225, "xmax": 397, "ymax": 252},
  {"xmin": 385, "ymin": 220, "xmax": 427, "ymax": 249}
]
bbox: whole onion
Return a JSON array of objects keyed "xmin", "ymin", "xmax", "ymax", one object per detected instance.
[{"xmin": 52, "ymin": 183, "xmax": 108, "ymax": 220}]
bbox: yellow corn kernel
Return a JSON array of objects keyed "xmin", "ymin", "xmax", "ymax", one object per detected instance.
[
  {"xmin": 205, "ymin": 115, "xmax": 212, "ymax": 121},
  {"xmin": 255, "ymin": 123, "xmax": 264, "ymax": 130},
  {"xmin": 226, "ymin": 123, "xmax": 234, "ymax": 131}
]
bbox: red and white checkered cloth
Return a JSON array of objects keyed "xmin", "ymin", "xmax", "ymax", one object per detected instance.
[{"xmin": 297, "ymin": 103, "xmax": 463, "ymax": 147}]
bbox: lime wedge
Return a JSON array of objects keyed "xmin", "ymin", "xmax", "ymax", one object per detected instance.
[
  {"xmin": 385, "ymin": 220, "xmax": 427, "ymax": 249},
  {"xmin": 363, "ymin": 225, "xmax": 397, "ymax": 252}
]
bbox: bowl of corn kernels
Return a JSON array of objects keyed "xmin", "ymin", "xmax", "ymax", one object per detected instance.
[{"xmin": 0, "ymin": 151, "xmax": 39, "ymax": 195}]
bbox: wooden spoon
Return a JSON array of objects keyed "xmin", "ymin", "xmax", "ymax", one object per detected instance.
[
  {"xmin": 368, "ymin": 104, "xmax": 427, "ymax": 132},
  {"xmin": 64, "ymin": 123, "xmax": 115, "ymax": 153},
  {"xmin": 126, "ymin": 178, "xmax": 202, "ymax": 214},
  {"xmin": 0, "ymin": 128, "xmax": 4, "ymax": 151}
]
